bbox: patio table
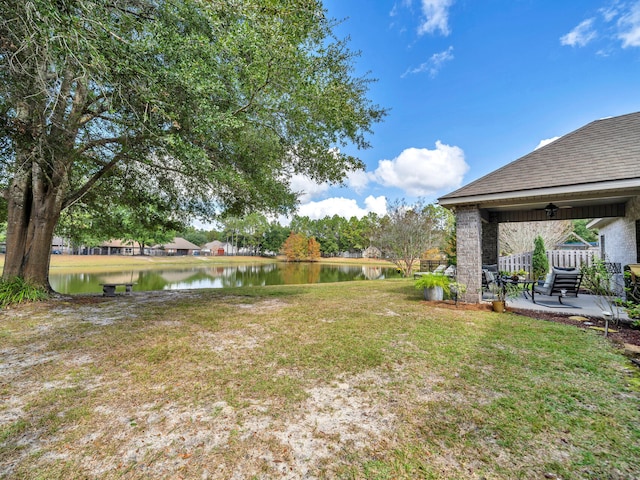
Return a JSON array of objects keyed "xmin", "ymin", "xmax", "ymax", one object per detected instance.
[{"xmin": 500, "ymin": 277, "xmax": 535, "ymax": 299}]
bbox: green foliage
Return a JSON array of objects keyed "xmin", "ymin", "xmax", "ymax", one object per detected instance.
[
  {"xmin": 572, "ymin": 219, "xmax": 599, "ymax": 243},
  {"xmin": 622, "ymin": 301, "xmax": 640, "ymax": 321},
  {"xmin": 531, "ymin": 236, "xmax": 549, "ymax": 280},
  {"xmin": 263, "ymin": 223, "xmax": 290, "ymax": 255},
  {"xmin": 490, "ymin": 280, "xmax": 521, "ymax": 302},
  {"xmin": 288, "ymin": 213, "xmax": 381, "ymax": 256},
  {"xmin": 180, "ymin": 228, "xmax": 209, "ymax": 248},
  {"xmin": 442, "ymin": 218, "xmax": 457, "ymax": 266},
  {"xmin": 414, "ymin": 273, "xmax": 451, "ymax": 292},
  {"xmin": 0, "ymin": 0, "xmax": 385, "ymax": 285},
  {"xmin": 219, "ymin": 213, "xmax": 271, "ymax": 255},
  {"xmin": 581, "ymin": 260, "xmax": 624, "ymax": 324},
  {"xmin": 0, "ymin": 277, "xmax": 48, "ymax": 307}
]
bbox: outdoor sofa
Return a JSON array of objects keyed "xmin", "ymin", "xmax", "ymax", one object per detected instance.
[{"xmin": 531, "ymin": 267, "xmax": 583, "ymax": 305}]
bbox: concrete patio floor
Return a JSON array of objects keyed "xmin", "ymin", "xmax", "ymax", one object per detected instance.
[{"xmin": 483, "ymin": 291, "xmax": 630, "ymax": 322}]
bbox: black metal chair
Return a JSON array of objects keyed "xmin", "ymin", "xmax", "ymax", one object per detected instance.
[{"xmin": 532, "ymin": 270, "xmax": 583, "ymax": 305}]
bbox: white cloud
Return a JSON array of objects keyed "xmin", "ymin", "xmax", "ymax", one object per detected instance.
[
  {"xmin": 345, "ymin": 170, "xmax": 371, "ymax": 194},
  {"xmin": 364, "ymin": 195, "xmax": 389, "ymax": 216},
  {"xmin": 600, "ymin": 5, "xmax": 620, "ymax": 23},
  {"xmin": 535, "ymin": 136, "xmax": 560, "ymax": 150},
  {"xmin": 417, "ymin": 0, "xmax": 454, "ymax": 36},
  {"xmin": 296, "ymin": 195, "xmax": 388, "ymax": 220},
  {"xmin": 618, "ymin": 2, "xmax": 640, "ymax": 47},
  {"xmin": 371, "ymin": 141, "xmax": 468, "ymax": 197},
  {"xmin": 289, "ymin": 173, "xmax": 329, "ymax": 202},
  {"xmin": 402, "ymin": 46, "xmax": 454, "ymax": 78},
  {"xmin": 560, "ymin": 18, "xmax": 597, "ymax": 47}
]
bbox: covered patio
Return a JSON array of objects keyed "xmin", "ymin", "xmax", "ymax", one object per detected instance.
[
  {"xmin": 505, "ymin": 290, "xmax": 630, "ymax": 321},
  {"xmin": 438, "ymin": 112, "xmax": 640, "ymax": 304}
]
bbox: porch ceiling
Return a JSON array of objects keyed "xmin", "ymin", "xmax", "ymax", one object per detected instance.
[{"xmin": 440, "ymin": 179, "xmax": 640, "ymax": 222}]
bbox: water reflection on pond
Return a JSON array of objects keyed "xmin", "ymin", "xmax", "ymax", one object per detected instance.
[{"xmin": 50, "ymin": 262, "xmax": 401, "ymax": 295}]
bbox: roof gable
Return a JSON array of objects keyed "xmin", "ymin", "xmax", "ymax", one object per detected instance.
[
  {"xmin": 161, "ymin": 237, "xmax": 201, "ymax": 250},
  {"xmin": 440, "ymin": 112, "xmax": 640, "ymax": 201}
]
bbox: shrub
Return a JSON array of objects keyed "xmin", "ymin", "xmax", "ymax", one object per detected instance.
[
  {"xmin": 532, "ymin": 235, "xmax": 548, "ymax": 280},
  {"xmin": 0, "ymin": 277, "xmax": 49, "ymax": 308}
]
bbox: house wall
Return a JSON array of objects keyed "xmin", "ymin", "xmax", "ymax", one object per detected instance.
[{"xmin": 600, "ymin": 195, "xmax": 640, "ymax": 268}]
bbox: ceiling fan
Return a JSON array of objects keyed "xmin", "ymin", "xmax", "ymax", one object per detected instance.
[{"xmin": 534, "ymin": 203, "xmax": 572, "ymax": 218}]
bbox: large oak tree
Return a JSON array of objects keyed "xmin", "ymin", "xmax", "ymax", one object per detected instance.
[{"xmin": 0, "ymin": 0, "xmax": 384, "ymax": 289}]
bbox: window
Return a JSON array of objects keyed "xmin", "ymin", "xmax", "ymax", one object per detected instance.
[{"xmin": 600, "ymin": 234, "xmax": 605, "ymax": 259}]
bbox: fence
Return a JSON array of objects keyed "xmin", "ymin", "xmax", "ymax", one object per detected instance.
[
  {"xmin": 419, "ymin": 259, "xmax": 448, "ymax": 272},
  {"xmin": 498, "ymin": 249, "xmax": 598, "ymax": 278}
]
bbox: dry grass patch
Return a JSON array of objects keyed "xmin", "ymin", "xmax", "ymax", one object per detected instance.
[{"xmin": 1, "ymin": 280, "xmax": 639, "ymax": 479}]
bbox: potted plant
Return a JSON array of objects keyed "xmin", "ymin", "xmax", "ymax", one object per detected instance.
[
  {"xmin": 489, "ymin": 280, "xmax": 520, "ymax": 313},
  {"xmin": 415, "ymin": 273, "xmax": 451, "ymax": 301},
  {"xmin": 448, "ymin": 281, "xmax": 467, "ymax": 304},
  {"xmin": 509, "ymin": 269, "xmax": 528, "ymax": 281}
]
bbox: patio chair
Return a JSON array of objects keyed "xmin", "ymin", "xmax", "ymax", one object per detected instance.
[
  {"xmin": 482, "ymin": 267, "xmax": 499, "ymax": 298},
  {"xmin": 625, "ymin": 264, "xmax": 640, "ymax": 303},
  {"xmin": 531, "ymin": 268, "xmax": 583, "ymax": 305}
]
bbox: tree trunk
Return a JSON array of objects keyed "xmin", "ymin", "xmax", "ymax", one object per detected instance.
[{"xmin": 3, "ymin": 159, "xmax": 66, "ymax": 291}]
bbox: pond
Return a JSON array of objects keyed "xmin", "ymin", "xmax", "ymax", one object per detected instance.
[{"xmin": 49, "ymin": 262, "xmax": 402, "ymax": 294}]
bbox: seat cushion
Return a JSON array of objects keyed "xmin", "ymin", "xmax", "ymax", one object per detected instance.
[{"xmin": 483, "ymin": 270, "xmax": 495, "ymax": 283}]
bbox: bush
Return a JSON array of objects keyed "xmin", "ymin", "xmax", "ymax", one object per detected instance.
[
  {"xmin": 532, "ymin": 236, "xmax": 548, "ymax": 280},
  {"xmin": 0, "ymin": 277, "xmax": 49, "ymax": 308}
]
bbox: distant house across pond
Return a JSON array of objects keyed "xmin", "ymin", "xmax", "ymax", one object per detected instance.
[
  {"xmin": 89, "ymin": 238, "xmax": 200, "ymax": 256},
  {"xmin": 201, "ymin": 240, "xmax": 236, "ymax": 256},
  {"xmin": 153, "ymin": 237, "xmax": 201, "ymax": 256}
]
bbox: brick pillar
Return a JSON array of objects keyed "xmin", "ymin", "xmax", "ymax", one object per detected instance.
[
  {"xmin": 456, "ymin": 206, "xmax": 482, "ymax": 303},
  {"xmin": 482, "ymin": 214, "xmax": 499, "ymax": 266}
]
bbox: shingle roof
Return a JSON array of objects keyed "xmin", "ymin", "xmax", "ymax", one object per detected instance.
[
  {"xmin": 439, "ymin": 111, "xmax": 640, "ymax": 201},
  {"xmin": 100, "ymin": 239, "xmax": 134, "ymax": 248},
  {"xmin": 162, "ymin": 237, "xmax": 201, "ymax": 250}
]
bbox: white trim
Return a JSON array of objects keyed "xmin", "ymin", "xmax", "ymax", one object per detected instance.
[{"xmin": 438, "ymin": 178, "xmax": 640, "ymax": 207}]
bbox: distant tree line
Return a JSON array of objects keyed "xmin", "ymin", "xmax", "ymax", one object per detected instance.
[{"xmin": 49, "ymin": 202, "xmax": 598, "ymax": 273}]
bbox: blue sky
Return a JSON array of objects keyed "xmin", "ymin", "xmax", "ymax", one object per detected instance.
[{"xmin": 287, "ymin": 0, "xmax": 640, "ymax": 221}]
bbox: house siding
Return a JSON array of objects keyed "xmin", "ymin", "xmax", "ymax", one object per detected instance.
[{"xmin": 600, "ymin": 195, "xmax": 640, "ymax": 267}]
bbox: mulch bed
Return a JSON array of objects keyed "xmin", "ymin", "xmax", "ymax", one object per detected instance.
[{"xmin": 510, "ymin": 307, "xmax": 640, "ymax": 349}]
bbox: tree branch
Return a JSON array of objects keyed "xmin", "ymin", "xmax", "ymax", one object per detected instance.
[
  {"xmin": 75, "ymin": 135, "xmax": 135, "ymax": 155},
  {"xmin": 232, "ymin": 59, "xmax": 273, "ymax": 116},
  {"xmin": 62, "ymin": 154, "xmax": 121, "ymax": 210}
]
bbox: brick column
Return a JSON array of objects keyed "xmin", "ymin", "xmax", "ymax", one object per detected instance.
[
  {"xmin": 456, "ymin": 206, "xmax": 482, "ymax": 303},
  {"xmin": 482, "ymin": 214, "xmax": 499, "ymax": 266}
]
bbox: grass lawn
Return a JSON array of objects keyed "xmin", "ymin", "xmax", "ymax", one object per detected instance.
[{"xmin": 1, "ymin": 279, "xmax": 639, "ymax": 478}]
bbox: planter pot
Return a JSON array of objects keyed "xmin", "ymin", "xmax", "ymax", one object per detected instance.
[
  {"xmin": 423, "ymin": 286, "xmax": 444, "ymax": 301},
  {"xmin": 492, "ymin": 300, "xmax": 506, "ymax": 313}
]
